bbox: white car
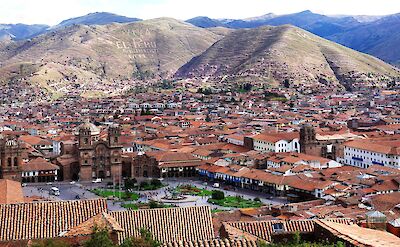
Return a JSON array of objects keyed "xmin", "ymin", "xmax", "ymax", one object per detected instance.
[
  {"xmin": 50, "ymin": 187, "xmax": 60, "ymax": 196},
  {"xmin": 92, "ymin": 178, "xmax": 102, "ymax": 183},
  {"xmin": 213, "ymin": 183, "xmax": 220, "ymax": 188},
  {"xmin": 21, "ymin": 183, "xmax": 27, "ymax": 187},
  {"xmin": 46, "ymin": 182, "xmax": 53, "ymax": 185},
  {"xmin": 70, "ymin": 181, "xmax": 76, "ymax": 184}
]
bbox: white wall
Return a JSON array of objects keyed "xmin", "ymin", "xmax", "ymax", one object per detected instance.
[{"xmin": 344, "ymin": 146, "xmax": 400, "ymax": 169}]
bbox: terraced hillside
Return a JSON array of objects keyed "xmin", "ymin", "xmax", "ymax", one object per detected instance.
[{"xmin": 176, "ymin": 25, "xmax": 400, "ymax": 90}]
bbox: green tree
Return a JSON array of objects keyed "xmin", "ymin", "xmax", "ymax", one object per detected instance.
[
  {"xmin": 150, "ymin": 179, "xmax": 162, "ymax": 188},
  {"xmin": 32, "ymin": 239, "xmax": 70, "ymax": 247},
  {"xmin": 211, "ymin": 190, "xmax": 225, "ymax": 200},
  {"xmin": 140, "ymin": 181, "xmax": 149, "ymax": 188},
  {"xmin": 125, "ymin": 178, "xmax": 137, "ymax": 191},
  {"xmin": 121, "ymin": 228, "xmax": 161, "ymax": 247},
  {"xmin": 84, "ymin": 227, "xmax": 115, "ymax": 247}
]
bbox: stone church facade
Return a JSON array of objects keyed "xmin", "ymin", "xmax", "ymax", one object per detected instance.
[
  {"xmin": 76, "ymin": 121, "xmax": 123, "ymax": 181},
  {"xmin": 0, "ymin": 136, "xmax": 26, "ymax": 181}
]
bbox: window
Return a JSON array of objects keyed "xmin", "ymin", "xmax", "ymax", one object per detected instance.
[
  {"xmin": 7, "ymin": 158, "xmax": 12, "ymax": 167},
  {"xmin": 14, "ymin": 157, "xmax": 18, "ymax": 166},
  {"xmin": 84, "ymin": 138, "xmax": 89, "ymax": 144}
]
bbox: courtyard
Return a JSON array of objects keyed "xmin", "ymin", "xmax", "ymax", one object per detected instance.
[{"xmin": 22, "ymin": 178, "xmax": 288, "ymax": 211}]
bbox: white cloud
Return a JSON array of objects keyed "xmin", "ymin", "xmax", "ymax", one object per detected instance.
[{"xmin": 0, "ymin": 0, "xmax": 399, "ymax": 25}]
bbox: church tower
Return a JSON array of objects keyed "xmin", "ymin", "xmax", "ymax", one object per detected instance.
[
  {"xmin": 108, "ymin": 124, "xmax": 121, "ymax": 147},
  {"xmin": 300, "ymin": 124, "xmax": 317, "ymax": 154}
]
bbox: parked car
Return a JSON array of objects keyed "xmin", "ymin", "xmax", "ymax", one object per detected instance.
[
  {"xmin": 46, "ymin": 182, "xmax": 53, "ymax": 185},
  {"xmin": 70, "ymin": 181, "xmax": 76, "ymax": 185},
  {"xmin": 92, "ymin": 178, "xmax": 102, "ymax": 183},
  {"xmin": 49, "ymin": 187, "xmax": 60, "ymax": 196},
  {"xmin": 21, "ymin": 183, "xmax": 27, "ymax": 187},
  {"xmin": 213, "ymin": 183, "xmax": 220, "ymax": 188}
]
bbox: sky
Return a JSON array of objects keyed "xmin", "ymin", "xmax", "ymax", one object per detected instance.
[{"xmin": 1, "ymin": 0, "xmax": 400, "ymax": 25}]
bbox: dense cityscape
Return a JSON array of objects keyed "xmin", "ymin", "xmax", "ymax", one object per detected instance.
[{"xmin": 0, "ymin": 1, "xmax": 400, "ymax": 246}]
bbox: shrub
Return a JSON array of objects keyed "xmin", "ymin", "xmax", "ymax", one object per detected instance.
[
  {"xmin": 254, "ymin": 197, "xmax": 261, "ymax": 202},
  {"xmin": 125, "ymin": 178, "xmax": 137, "ymax": 191},
  {"xmin": 140, "ymin": 181, "xmax": 149, "ymax": 188},
  {"xmin": 212, "ymin": 190, "xmax": 225, "ymax": 200},
  {"xmin": 150, "ymin": 179, "xmax": 162, "ymax": 187}
]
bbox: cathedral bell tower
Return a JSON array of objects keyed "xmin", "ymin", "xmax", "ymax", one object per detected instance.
[
  {"xmin": 108, "ymin": 124, "xmax": 121, "ymax": 147},
  {"xmin": 300, "ymin": 124, "xmax": 316, "ymax": 154}
]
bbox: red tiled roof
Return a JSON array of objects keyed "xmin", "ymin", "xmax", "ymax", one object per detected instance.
[
  {"xmin": 0, "ymin": 199, "xmax": 108, "ymax": 241},
  {"xmin": 109, "ymin": 206, "xmax": 214, "ymax": 244}
]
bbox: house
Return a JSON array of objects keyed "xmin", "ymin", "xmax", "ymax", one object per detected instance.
[
  {"xmin": 21, "ymin": 157, "xmax": 60, "ymax": 183},
  {"xmin": 248, "ymin": 132, "xmax": 300, "ymax": 153},
  {"xmin": 343, "ymin": 136, "xmax": 400, "ymax": 169}
]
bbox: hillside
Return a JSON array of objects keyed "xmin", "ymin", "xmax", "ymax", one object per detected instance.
[
  {"xmin": 0, "ymin": 18, "xmax": 223, "ymax": 98},
  {"xmin": 328, "ymin": 13, "xmax": 400, "ymax": 65},
  {"xmin": 176, "ymin": 25, "xmax": 400, "ymax": 91}
]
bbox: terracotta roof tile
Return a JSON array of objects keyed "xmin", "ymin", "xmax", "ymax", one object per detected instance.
[
  {"xmin": 109, "ymin": 206, "xmax": 214, "ymax": 244},
  {"xmin": 0, "ymin": 199, "xmax": 107, "ymax": 241}
]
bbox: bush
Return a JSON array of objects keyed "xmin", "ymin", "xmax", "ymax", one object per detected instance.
[
  {"xmin": 125, "ymin": 178, "xmax": 137, "ymax": 191},
  {"xmin": 212, "ymin": 190, "xmax": 225, "ymax": 200},
  {"xmin": 254, "ymin": 197, "xmax": 261, "ymax": 202},
  {"xmin": 150, "ymin": 179, "xmax": 162, "ymax": 187},
  {"xmin": 140, "ymin": 181, "xmax": 149, "ymax": 188}
]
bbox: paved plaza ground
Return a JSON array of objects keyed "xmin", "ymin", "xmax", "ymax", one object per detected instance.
[{"xmin": 23, "ymin": 178, "xmax": 288, "ymax": 211}]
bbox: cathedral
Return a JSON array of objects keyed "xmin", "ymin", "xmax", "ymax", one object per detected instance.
[
  {"xmin": 76, "ymin": 121, "xmax": 123, "ymax": 181},
  {"xmin": 0, "ymin": 135, "xmax": 25, "ymax": 181},
  {"xmin": 57, "ymin": 121, "xmax": 123, "ymax": 182}
]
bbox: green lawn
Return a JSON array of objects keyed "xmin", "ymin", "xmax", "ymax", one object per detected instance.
[
  {"xmin": 176, "ymin": 185, "xmax": 213, "ymax": 197},
  {"xmin": 208, "ymin": 196, "xmax": 263, "ymax": 208},
  {"xmin": 91, "ymin": 189, "xmax": 139, "ymax": 201}
]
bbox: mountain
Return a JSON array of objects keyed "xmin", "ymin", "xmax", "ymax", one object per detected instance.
[
  {"xmin": 187, "ymin": 11, "xmax": 361, "ymax": 37},
  {"xmin": 260, "ymin": 10, "xmax": 360, "ymax": 37},
  {"xmin": 0, "ymin": 18, "xmax": 224, "ymax": 98},
  {"xmin": 242, "ymin": 13, "xmax": 277, "ymax": 22},
  {"xmin": 328, "ymin": 13, "xmax": 400, "ymax": 65},
  {"xmin": 51, "ymin": 12, "xmax": 141, "ymax": 29},
  {"xmin": 186, "ymin": 16, "xmax": 225, "ymax": 28},
  {"xmin": 0, "ymin": 24, "xmax": 49, "ymax": 40},
  {"xmin": 176, "ymin": 25, "xmax": 399, "ymax": 91},
  {"xmin": 329, "ymin": 15, "xmax": 384, "ymax": 23}
]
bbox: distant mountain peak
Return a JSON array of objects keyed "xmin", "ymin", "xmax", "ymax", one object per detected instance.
[{"xmin": 52, "ymin": 12, "xmax": 141, "ymax": 29}]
